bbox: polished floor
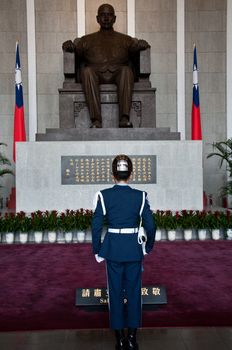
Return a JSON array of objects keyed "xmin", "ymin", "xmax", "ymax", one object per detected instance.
[{"xmin": 0, "ymin": 328, "xmax": 231, "ymax": 350}]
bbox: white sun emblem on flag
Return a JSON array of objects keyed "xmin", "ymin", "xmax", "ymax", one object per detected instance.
[{"xmin": 15, "ymin": 63, "xmax": 22, "ymax": 89}]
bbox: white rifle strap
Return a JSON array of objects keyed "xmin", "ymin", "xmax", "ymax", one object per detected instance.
[
  {"xmin": 138, "ymin": 192, "xmax": 147, "ymax": 253},
  {"xmin": 139, "ymin": 191, "xmax": 146, "ymax": 227},
  {"xmin": 93, "ymin": 191, "xmax": 106, "ymax": 215}
]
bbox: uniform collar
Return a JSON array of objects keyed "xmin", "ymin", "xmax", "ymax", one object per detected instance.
[{"xmin": 114, "ymin": 184, "xmax": 130, "ymax": 188}]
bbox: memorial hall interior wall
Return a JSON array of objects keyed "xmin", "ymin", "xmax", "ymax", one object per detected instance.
[
  {"xmin": 185, "ymin": 0, "xmax": 226, "ymax": 204},
  {"xmin": 0, "ymin": 0, "xmax": 228, "ymax": 206},
  {"xmin": 0, "ymin": 0, "xmax": 28, "ymax": 198},
  {"xmin": 136, "ymin": 0, "xmax": 177, "ymax": 133},
  {"xmin": 35, "ymin": 0, "xmax": 77, "ymax": 133}
]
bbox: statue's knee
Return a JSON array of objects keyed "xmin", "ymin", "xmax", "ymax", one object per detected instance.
[
  {"xmin": 81, "ymin": 66, "xmax": 95, "ymax": 78},
  {"xmin": 121, "ymin": 66, "xmax": 132, "ymax": 74},
  {"xmin": 120, "ymin": 66, "xmax": 134, "ymax": 81}
]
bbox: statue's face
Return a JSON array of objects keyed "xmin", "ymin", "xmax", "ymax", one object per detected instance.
[{"xmin": 97, "ymin": 5, "xmax": 116, "ymax": 30}]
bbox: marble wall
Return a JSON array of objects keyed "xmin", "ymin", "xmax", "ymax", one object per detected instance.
[
  {"xmin": 185, "ymin": 0, "xmax": 227, "ymax": 205},
  {"xmin": 35, "ymin": 0, "xmax": 77, "ymax": 132},
  {"xmin": 0, "ymin": 0, "xmax": 228, "ymax": 206},
  {"xmin": 136, "ymin": 0, "xmax": 177, "ymax": 132},
  {"xmin": 0, "ymin": 0, "xmax": 27, "ymax": 198}
]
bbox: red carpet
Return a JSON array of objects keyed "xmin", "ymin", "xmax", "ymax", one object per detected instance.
[{"xmin": 0, "ymin": 241, "xmax": 231, "ymax": 331}]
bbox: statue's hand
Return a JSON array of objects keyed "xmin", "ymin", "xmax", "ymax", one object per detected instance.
[
  {"xmin": 138, "ymin": 39, "xmax": 150, "ymax": 50},
  {"xmin": 62, "ymin": 40, "xmax": 75, "ymax": 52}
]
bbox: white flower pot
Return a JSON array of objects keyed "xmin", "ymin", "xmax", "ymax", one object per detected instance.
[
  {"xmin": 167, "ymin": 230, "xmax": 176, "ymax": 241},
  {"xmin": 155, "ymin": 229, "xmax": 162, "ymax": 241},
  {"xmin": 5, "ymin": 232, "xmax": 14, "ymax": 244},
  {"xmin": 48, "ymin": 231, "xmax": 56, "ymax": 243},
  {"xmin": 226, "ymin": 228, "xmax": 232, "ymax": 240},
  {"xmin": 65, "ymin": 231, "xmax": 73, "ymax": 243},
  {"xmin": 85, "ymin": 230, "xmax": 92, "ymax": 242},
  {"xmin": 34, "ymin": 231, "xmax": 43, "ymax": 243},
  {"xmin": 211, "ymin": 229, "xmax": 220, "ymax": 240},
  {"xmin": 198, "ymin": 229, "xmax": 207, "ymax": 240},
  {"xmin": 57, "ymin": 231, "xmax": 65, "ymax": 243},
  {"xmin": 184, "ymin": 229, "xmax": 192, "ymax": 241},
  {"xmin": 19, "ymin": 232, "xmax": 28, "ymax": 244},
  {"xmin": 77, "ymin": 231, "xmax": 85, "ymax": 243}
]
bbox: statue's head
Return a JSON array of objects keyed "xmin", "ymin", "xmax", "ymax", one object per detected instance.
[{"xmin": 97, "ymin": 4, "xmax": 116, "ymax": 30}]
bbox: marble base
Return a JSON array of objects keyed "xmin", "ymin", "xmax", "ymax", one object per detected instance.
[{"xmin": 16, "ymin": 140, "xmax": 203, "ymax": 212}]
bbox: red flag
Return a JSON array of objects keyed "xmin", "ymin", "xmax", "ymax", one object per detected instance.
[
  {"xmin": 191, "ymin": 44, "xmax": 202, "ymax": 140},
  {"xmin": 13, "ymin": 42, "xmax": 26, "ymax": 162}
]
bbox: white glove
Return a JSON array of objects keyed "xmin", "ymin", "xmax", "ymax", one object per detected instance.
[
  {"xmin": 95, "ymin": 254, "xmax": 105, "ymax": 263},
  {"xmin": 142, "ymin": 242, "xmax": 148, "ymax": 255},
  {"xmin": 138, "ymin": 227, "xmax": 148, "ymax": 256}
]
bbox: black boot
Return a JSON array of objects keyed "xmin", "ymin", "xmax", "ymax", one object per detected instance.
[
  {"xmin": 115, "ymin": 329, "xmax": 126, "ymax": 350},
  {"xmin": 127, "ymin": 328, "xmax": 138, "ymax": 350}
]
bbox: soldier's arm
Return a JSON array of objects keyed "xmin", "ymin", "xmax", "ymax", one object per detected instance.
[
  {"xmin": 142, "ymin": 195, "xmax": 156, "ymax": 253},
  {"xmin": 92, "ymin": 196, "xmax": 105, "ymax": 255}
]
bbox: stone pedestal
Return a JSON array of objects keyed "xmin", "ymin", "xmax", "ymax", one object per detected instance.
[
  {"xmin": 16, "ymin": 140, "xmax": 203, "ymax": 212},
  {"xmin": 36, "ymin": 127, "xmax": 180, "ymax": 141}
]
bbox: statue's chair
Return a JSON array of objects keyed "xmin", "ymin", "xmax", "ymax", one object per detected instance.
[{"xmin": 59, "ymin": 46, "xmax": 156, "ymax": 128}]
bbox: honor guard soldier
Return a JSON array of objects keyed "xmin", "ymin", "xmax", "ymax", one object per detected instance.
[{"xmin": 92, "ymin": 154, "xmax": 156, "ymax": 349}]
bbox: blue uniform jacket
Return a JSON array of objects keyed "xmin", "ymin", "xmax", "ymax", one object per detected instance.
[{"xmin": 92, "ymin": 185, "xmax": 156, "ymax": 262}]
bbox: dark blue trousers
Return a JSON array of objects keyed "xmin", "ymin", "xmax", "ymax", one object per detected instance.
[{"xmin": 106, "ymin": 260, "xmax": 142, "ymax": 330}]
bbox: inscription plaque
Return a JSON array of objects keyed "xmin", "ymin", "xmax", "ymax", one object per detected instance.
[
  {"xmin": 61, "ymin": 155, "xmax": 157, "ymax": 185},
  {"xmin": 75, "ymin": 285, "xmax": 167, "ymax": 307}
]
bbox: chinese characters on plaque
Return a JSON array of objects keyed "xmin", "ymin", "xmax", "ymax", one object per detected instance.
[
  {"xmin": 61, "ymin": 155, "xmax": 156, "ymax": 185},
  {"xmin": 75, "ymin": 286, "xmax": 167, "ymax": 306}
]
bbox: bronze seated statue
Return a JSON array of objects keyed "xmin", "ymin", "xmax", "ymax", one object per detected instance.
[
  {"xmin": 60, "ymin": 46, "xmax": 156, "ymax": 129},
  {"xmin": 60, "ymin": 3, "xmax": 156, "ymax": 129}
]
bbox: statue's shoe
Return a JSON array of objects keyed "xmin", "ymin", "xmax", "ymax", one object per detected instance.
[
  {"xmin": 90, "ymin": 121, "xmax": 102, "ymax": 128},
  {"xmin": 119, "ymin": 121, "xmax": 133, "ymax": 128}
]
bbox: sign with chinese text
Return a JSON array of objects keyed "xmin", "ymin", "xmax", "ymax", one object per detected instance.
[
  {"xmin": 62, "ymin": 155, "xmax": 157, "ymax": 185},
  {"xmin": 75, "ymin": 285, "xmax": 167, "ymax": 307}
]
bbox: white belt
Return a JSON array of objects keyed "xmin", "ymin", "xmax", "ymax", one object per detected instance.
[{"xmin": 108, "ymin": 227, "xmax": 139, "ymax": 234}]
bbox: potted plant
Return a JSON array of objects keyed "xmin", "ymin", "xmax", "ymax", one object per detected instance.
[
  {"xmin": 82, "ymin": 209, "xmax": 93, "ymax": 242},
  {"xmin": 0, "ymin": 143, "xmax": 14, "ymax": 185},
  {"xmin": 161, "ymin": 210, "xmax": 179, "ymax": 241},
  {"xmin": 0, "ymin": 213, "xmax": 3, "ymax": 243},
  {"xmin": 153, "ymin": 210, "xmax": 165, "ymax": 241},
  {"xmin": 218, "ymin": 210, "xmax": 232, "ymax": 240},
  {"xmin": 31, "ymin": 211, "xmax": 44, "ymax": 243},
  {"xmin": 204, "ymin": 210, "xmax": 222, "ymax": 240},
  {"xmin": 74, "ymin": 208, "xmax": 92, "ymax": 242},
  {"xmin": 59, "ymin": 209, "xmax": 76, "ymax": 243},
  {"xmin": 2, "ymin": 213, "xmax": 17, "ymax": 243},
  {"xmin": 191, "ymin": 210, "xmax": 209, "ymax": 240},
  {"xmin": 16, "ymin": 211, "xmax": 31, "ymax": 243},
  {"xmin": 0, "ymin": 143, "xmax": 14, "ymax": 205},
  {"xmin": 43, "ymin": 210, "xmax": 58, "ymax": 242},
  {"xmin": 178, "ymin": 210, "xmax": 195, "ymax": 240},
  {"xmin": 207, "ymin": 138, "xmax": 232, "ymax": 206}
]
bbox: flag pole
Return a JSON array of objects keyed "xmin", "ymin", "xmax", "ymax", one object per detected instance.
[
  {"xmin": 191, "ymin": 44, "xmax": 202, "ymax": 140},
  {"xmin": 9, "ymin": 42, "xmax": 26, "ymax": 211}
]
